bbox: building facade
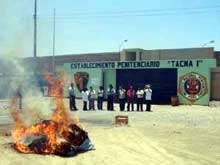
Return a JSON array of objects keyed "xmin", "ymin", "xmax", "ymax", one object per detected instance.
[{"xmin": 24, "ymin": 47, "xmax": 220, "ymax": 105}]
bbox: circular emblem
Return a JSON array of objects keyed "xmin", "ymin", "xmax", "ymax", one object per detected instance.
[{"xmin": 179, "ymin": 72, "xmax": 208, "ymax": 102}]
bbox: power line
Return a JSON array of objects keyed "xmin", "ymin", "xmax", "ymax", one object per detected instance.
[
  {"xmin": 66, "ymin": 5, "xmax": 220, "ymax": 15},
  {"xmin": 38, "ymin": 10, "xmax": 220, "ymax": 21},
  {"xmin": 38, "ymin": 5, "xmax": 220, "ymax": 18}
]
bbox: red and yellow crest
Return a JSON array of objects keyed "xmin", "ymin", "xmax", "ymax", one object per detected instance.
[{"xmin": 179, "ymin": 72, "xmax": 208, "ymax": 102}]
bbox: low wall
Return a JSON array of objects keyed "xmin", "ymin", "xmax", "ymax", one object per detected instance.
[{"xmin": 211, "ymin": 67, "xmax": 220, "ymax": 100}]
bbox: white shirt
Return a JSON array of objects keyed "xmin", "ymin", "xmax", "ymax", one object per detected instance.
[
  {"xmin": 98, "ymin": 89, "xmax": 104, "ymax": 97},
  {"xmin": 68, "ymin": 86, "xmax": 75, "ymax": 96},
  {"xmin": 136, "ymin": 90, "xmax": 144, "ymax": 98},
  {"xmin": 107, "ymin": 88, "xmax": 116, "ymax": 95},
  {"xmin": 144, "ymin": 89, "xmax": 152, "ymax": 100},
  {"xmin": 82, "ymin": 91, "xmax": 89, "ymax": 102},
  {"xmin": 89, "ymin": 90, "xmax": 96, "ymax": 99},
  {"xmin": 118, "ymin": 89, "xmax": 126, "ymax": 99}
]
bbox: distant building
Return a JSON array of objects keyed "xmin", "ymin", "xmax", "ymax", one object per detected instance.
[{"xmin": 24, "ymin": 47, "xmax": 220, "ymax": 105}]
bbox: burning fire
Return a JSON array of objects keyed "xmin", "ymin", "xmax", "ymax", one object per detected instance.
[{"xmin": 10, "ymin": 72, "xmax": 93, "ymax": 156}]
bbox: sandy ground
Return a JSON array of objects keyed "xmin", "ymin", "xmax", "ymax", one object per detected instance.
[{"xmin": 0, "ymin": 99, "xmax": 220, "ymax": 165}]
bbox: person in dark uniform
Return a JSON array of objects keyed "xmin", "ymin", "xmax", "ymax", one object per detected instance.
[
  {"xmin": 68, "ymin": 83, "xmax": 78, "ymax": 111},
  {"xmin": 16, "ymin": 86, "xmax": 22, "ymax": 110},
  {"xmin": 118, "ymin": 86, "xmax": 126, "ymax": 111},
  {"xmin": 97, "ymin": 86, "xmax": 104, "ymax": 110},
  {"xmin": 107, "ymin": 84, "xmax": 115, "ymax": 111}
]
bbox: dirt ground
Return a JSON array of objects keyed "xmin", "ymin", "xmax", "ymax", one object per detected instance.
[{"xmin": 0, "ymin": 99, "xmax": 220, "ymax": 165}]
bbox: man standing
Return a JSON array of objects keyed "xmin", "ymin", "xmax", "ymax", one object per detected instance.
[
  {"xmin": 107, "ymin": 84, "xmax": 115, "ymax": 111},
  {"xmin": 97, "ymin": 86, "xmax": 104, "ymax": 110},
  {"xmin": 118, "ymin": 86, "xmax": 126, "ymax": 111},
  {"xmin": 144, "ymin": 84, "xmax": 152, "ymax": 112},
  {"xmin": 16, "ymin": 86, "xmax": 22, "ymax": 110},
  {"xmin": 88, "ymin": 86, "xmax": 96, "ymax": 110},
  {"xmin": 81, "ymin": 88, "xmax": 89, "ymax": 111},
  {"xmin": 136, "ymin": 87, "xmax": 144, "ymax": 111},
  {"xmin": 68, "ymin": 83, "xmax": 77, "ymax": 111},
  {"xmin": 126, "ymin": 85, "xmax": 135, "ymax": 111}
]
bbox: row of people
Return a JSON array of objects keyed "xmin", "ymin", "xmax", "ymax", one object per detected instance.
[
  {"xmin": 68, "ymin": 83, "xmax": 152, "ymax": 111},
  {"xmin": 68, "ymin": 83, "xmax": 103, "ymax": 111},
  {"xmin": 117, "ymin": 85, "xmax": 152, "ymax": 111},
  {"xmin": 82, "ymin": 85, "xmax": 112, "ymax": 111}
]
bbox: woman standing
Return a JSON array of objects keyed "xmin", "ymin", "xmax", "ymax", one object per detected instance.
[
  {"xmin": 126, "ymin": 85, "xmax": 135, "ymax": 111},
  {"xmin": 97, "ymin": 86, "xmax": 104, "ymax": 110}
]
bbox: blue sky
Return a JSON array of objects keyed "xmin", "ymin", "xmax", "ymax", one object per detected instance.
[{"xmin": 0, "ymin": 0, "xmax": 220, "ymax": 57}]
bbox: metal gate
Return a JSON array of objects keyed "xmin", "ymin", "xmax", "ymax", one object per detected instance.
[{"xmin": 116, "ymin": 68, "xmax": 177, "ymax": 104}]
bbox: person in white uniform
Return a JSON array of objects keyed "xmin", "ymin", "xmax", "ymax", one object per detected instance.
[
  {"xmin": 136, "ymin": 87, "xmax": 144, "ymax": 111},
  {"xmin": 144, "ymin": 84, "xmax": 152, "ymax": 111},
  {"xmin": 118, "ymin": 86, "xmax": 126, "ymax": 111},
  {"xmin": 82, "ymin": 88, "xmax": 89, "ymax": 110},
  {"xmin": 88, "ymin": 86, "xmax": 96, "ymax": 110}
]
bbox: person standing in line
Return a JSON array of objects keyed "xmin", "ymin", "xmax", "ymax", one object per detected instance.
[
  {"xmin": 97, "ymin": 86, "xmax": 104, "ymax": 110},
  {"xmin": 136, "ymin": 87, "xmax": 144, "ymax": 111},
  {"xmin": 16, "ymin": 86, "xmax": 22, "ymax": 110},
  {"xmin": 81, "ymin": 88, "xmax": 89, "ymax": 111},
  {"xmin": 107, "ymin": 84, "xmax": 115, "ymax": 111},
  {"xmin": 144, "ymin": 84, "xmax": 152, "ymax": 112},
  {"xmin": 88, "ymin": 86, "xmax": 96, "ymax": 110},
  {"xmin": 68, "ymin": 83, "xmax": 78, "ymax": 111},
  {"xmin": 118, "ymin": 86, "xmax": 126, "ymax": 111},
  {"xmin": 126, "ymin": 85, "xmax": 135, "ymax": 111}
]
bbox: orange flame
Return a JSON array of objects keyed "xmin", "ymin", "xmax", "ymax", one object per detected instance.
[
  {"xmin": 10, "ymin": 72, "xmax": 80, "ymax": 154},
  {"xmin": 44, "ymin": 72, "xmax": 69, "ymax": 135}
]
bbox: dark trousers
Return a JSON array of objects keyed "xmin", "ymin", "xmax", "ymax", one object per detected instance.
[
  {"xmin": 97, "ymin": 97, "xmax": 104, "ymax": 110},
  {"xmin": 119, "ymin": 98, "xmax": 126, "ymax": 111},
  {"xmin": 83, "ymin": 101, "xmax": 88, "ymax": 110},
  {"xmin": 69, "ymin": 96, "xmax": 77, "ymax": 110},
  {"xmin": 146, "ymin": 100, "xmax": 151, "ymax": 111},
  {"xmin": 137, "ymin": 98, "xmax": 143, "ymax": 111},
  {"xmin": 89, "ymin": 99, "xmax": 95, "ymax": 110},
  {"xmin": 107, "ymin": 95, "xmax": 114, "ymax": 111},
  {"xmin": 127, "ymin": 99, "xmax": 134, "ymax": 111}
]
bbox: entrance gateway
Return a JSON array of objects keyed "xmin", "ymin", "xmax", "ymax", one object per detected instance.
[
  {"xmin": 116, "ymin": 69, "xmax": 177, "ymax": 104},
  {"xmin": 64, "ymin": 59, "xmax": 216, "ymax": 105}
]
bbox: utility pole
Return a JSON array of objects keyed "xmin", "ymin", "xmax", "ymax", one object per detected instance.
[
  {"xmin": 52, "ymin": 8, "xmax": 56, "ymax": 73},
  {"xmin": 33, "ymin": 0, "xmax": 38, "ymax": 79},
  {"xmin": 34, "ymin": 0, "xmax": 37, "ymax": 58}
]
